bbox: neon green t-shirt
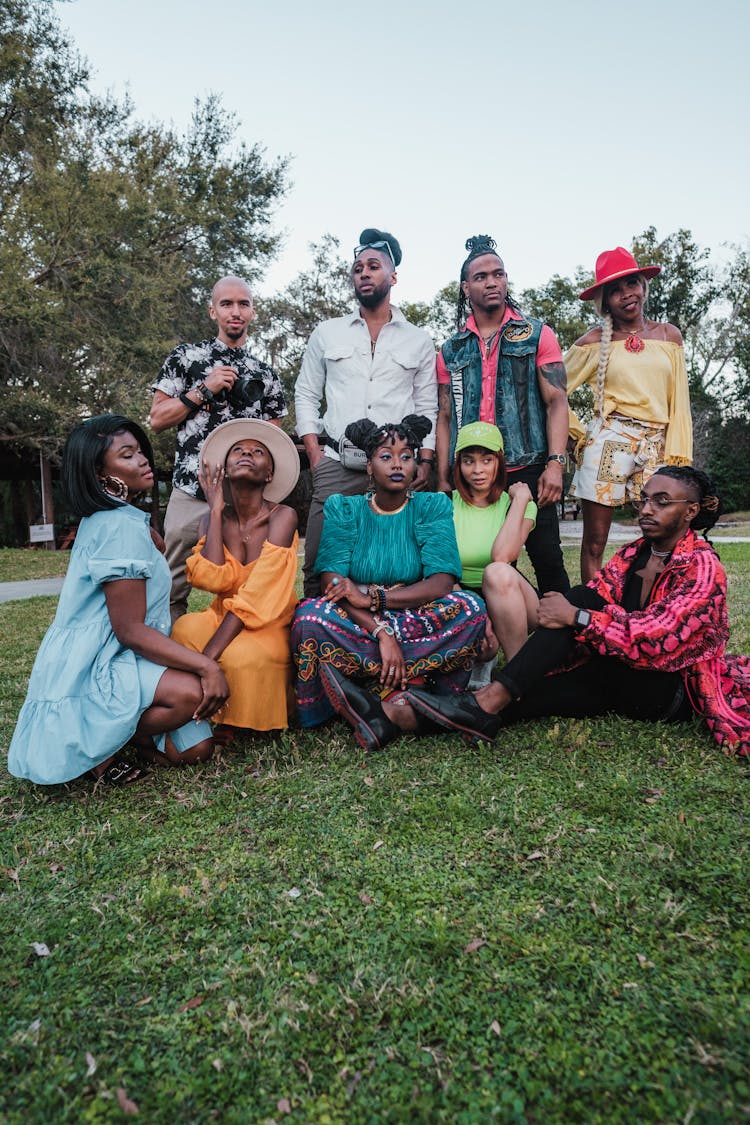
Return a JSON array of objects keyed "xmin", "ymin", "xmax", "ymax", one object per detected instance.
[{"xmin": 452, "ymin": 491, "xmax": 537, "ymax": 588}]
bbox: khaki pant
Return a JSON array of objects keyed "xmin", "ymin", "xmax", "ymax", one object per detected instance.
[{"xmin": 164, "ymin": 487, "xmax": 209, "ymax": 624}]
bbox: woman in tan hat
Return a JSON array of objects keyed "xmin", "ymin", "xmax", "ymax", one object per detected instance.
[
  {"xmin": 566, "ymin": 246, "xmax": 693, "ymax": 581},
  {"xmin": 171, "ymin": 419, "xmax": 299, "ymax": 736}
]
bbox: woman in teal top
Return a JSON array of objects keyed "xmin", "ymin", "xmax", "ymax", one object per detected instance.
[
  {"xmin": 452, "ymin": 422, "xmax": 539, "ymax": 661},
  {"xmin": 8, "ymin": 415, "xmax": 229, "ymax": 786},
  {"xmin": 292, "ymin": 415, "xmax": 489, "ymax": 751}
]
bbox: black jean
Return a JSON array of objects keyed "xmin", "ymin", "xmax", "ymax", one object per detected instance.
[
  {"xmin": 507, "ymin": 463, "xmax": 570, "ymax": 594},
  {"xmin": 496, "ymin": 586, "xmax": 692, "ymax": 725}
]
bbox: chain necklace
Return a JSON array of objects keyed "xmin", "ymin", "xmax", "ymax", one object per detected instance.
[
  {"xmin": 236, "ymin": 504, "xmax": 270, "ymax": 541},
  {"xmin": 369, "ymin": 493, "xmax": 410, "ymax": 516},
  {"xmin": 650, "ymin": 545, "xmax": 671, "ymax": 559}
]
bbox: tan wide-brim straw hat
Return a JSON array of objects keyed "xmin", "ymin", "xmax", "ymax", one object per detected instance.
[
  {"xmin": 199, "ymin": 419, "xmax": 300, "ymax": 502},
  {"xmin": 579, "ymin": 246, "xmax": 661, "ymax": 301}
]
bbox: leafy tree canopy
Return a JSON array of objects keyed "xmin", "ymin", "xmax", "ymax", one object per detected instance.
[{"xmin": 0, "ymin": 0, "xmax": 288, "ymax": 462}]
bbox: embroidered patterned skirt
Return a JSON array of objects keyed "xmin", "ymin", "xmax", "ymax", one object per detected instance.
[{"xmin": 292, "ymin": 591, "xmax": 487, "ymax": 728}]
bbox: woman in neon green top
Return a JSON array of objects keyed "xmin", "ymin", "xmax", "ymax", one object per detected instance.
[{"xmin": 452, "ymin": 422, "xmax": 539, "ymax": 660}]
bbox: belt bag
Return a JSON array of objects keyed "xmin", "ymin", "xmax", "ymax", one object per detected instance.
[{"xmin": 338, "ymin": 436, "xmax": 368, "ymax": 471}]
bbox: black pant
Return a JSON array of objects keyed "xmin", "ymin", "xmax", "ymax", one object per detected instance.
[
  {"xmin": 508, "ymin": 463, "xmax": 570, "ymax": 594},
  {"xmin": 497, "ymin": 586, "xmax": 692, "ymax": 725}
]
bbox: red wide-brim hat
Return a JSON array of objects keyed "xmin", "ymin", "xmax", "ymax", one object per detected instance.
[{"xmin": 579, "ymin": 246, "xmax": 661, "ymax": 301}]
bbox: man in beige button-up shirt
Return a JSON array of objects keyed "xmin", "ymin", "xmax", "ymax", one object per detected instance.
[{"xmin": 295, "ymin": 228, "xmax": 438, "ymax": 596}]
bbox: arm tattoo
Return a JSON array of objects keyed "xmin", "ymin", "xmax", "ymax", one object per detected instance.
[
  {"xmin": 438, "ymin": 383, "xmax": 451, "ymax": 414},
  {"xmin": 538, "ymin": 361, "xmax": 567, "ymax": 391}
]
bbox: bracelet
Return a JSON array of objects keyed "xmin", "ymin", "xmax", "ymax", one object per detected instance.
[
  {"xmin": 416, "ymin": 456, "xmax": 434, "ymax": 466},
  {"xmin": 372, "ymin": 617, "xmax": 394, "ymax": 639},
  {"xmin": 369, "ymin": 585, "xmax": 386, "ymax": 613},
  {"xmin": 196, "ymin": 381, "xmax": 215, "ymax": 403},
  {"xmin": 179, "ymin": 392, "xmax": 202, "ymax": 416}
]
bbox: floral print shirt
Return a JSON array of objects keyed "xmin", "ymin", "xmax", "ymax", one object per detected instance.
[{"xmin": 152, "ymin": 338, "xmax": 287, "ymax": 498}]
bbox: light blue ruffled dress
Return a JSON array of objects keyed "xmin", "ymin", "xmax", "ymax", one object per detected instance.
[{"xmin": 8, "ymin": 503, "xmax": 210, "ymax": 784}]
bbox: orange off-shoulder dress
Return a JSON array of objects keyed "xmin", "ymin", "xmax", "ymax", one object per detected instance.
[{"xmin": 172, "ymin": 534, "xmax": 299, "ymax": 730}]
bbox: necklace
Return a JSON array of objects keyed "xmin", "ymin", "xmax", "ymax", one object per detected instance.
[
  {"xmin": 650, "ymin": 545, "xmax": 671, "ymax": 559},
  {"xmin": 236, "ymin": 505, "xmax": 269, "ymax": 541},
  {"xmin": 621, "ymin": 321, "xmax": 649, "ymax": 353},
  {"xmin": 369, "ymin": 493, "xmax": 410, "ymax": 516}
]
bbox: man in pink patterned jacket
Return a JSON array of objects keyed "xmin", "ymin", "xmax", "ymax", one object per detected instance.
[{"xmin": 396, "ymin": 466, "xmax": 750, "ymax": 758}]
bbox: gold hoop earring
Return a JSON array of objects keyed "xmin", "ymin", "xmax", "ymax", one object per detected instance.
[{"xmin": 100, "ymin": 475, "xmax": 128, "ymax": 500}]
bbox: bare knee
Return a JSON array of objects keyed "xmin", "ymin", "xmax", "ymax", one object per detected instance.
[
  {"xmin": 163, "ymin": 735, "xmax": 215, "ymax": 766},
  {"xmin": 582, "ymin": 531, "xmax": 608, "ymax": 560},
  {"xmin": 483, "ymin": 561, "xmax": 517, "ymax": 596}
]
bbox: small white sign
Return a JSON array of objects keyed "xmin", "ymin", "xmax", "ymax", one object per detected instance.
[{"xmin": 29, "ymin": 523, "xmax": 55, "ymax": 543}]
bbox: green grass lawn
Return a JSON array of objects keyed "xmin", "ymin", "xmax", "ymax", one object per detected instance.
[{"xmin": 1, "ymin": 546, "xmax": 748, "ymax": 1124}]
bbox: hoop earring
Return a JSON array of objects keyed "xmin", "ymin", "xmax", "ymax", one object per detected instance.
[{"xmin": 99, "ymin": 475, "xmax": 128, "ymax": 500}]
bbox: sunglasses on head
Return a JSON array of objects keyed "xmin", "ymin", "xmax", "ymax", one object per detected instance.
[{"xmin": 353, "ymin": 240, "xmax": 397, "ymax": 267}]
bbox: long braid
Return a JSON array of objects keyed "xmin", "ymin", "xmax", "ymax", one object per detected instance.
[
  {"xmin": 456, "ymin": 288, "xmax": 469, "ymax": 332},
  {"xmin": 592, "ymin": 275, "xmax": 650, "ymax": 417},
  {"xmin": 594, "ymin": 311, "xmax": 613, "ymax": 418}
]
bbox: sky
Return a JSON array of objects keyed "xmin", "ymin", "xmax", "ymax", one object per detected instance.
[{"xmin": 57, "ymin": 0, "xmax": 750, "ymax": 306}]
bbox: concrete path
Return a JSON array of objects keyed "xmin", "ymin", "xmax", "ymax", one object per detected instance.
[
  {"xmin": 0, "ymin": 577, "xmax": 65, "ymax": 603},
  {"xmin": 559, "ymin": 520, "xmax": 750, "ymax": 543},
  {"xmin": 1, "ymin": 524, "xmax": 749, "ymax": 604}
]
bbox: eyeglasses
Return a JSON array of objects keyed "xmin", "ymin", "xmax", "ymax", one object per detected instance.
[
  {"xmin": 353, "ymin": 240, "xmax": 397, "ymax": 267},
  {"xmin": 631, "ymin": 493, "xmax": 696, "ymax": 512}
]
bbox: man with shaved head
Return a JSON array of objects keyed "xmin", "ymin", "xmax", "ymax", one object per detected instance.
[{"xmin": 150, "ymin": 276, "xmax": 286, "ymax": 621}]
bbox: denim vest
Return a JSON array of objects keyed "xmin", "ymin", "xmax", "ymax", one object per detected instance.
[{"xmin": 441, "ymin": 317, "xmax": 548, "ymax": 468}]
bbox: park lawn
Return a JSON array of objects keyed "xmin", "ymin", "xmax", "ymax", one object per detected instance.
[{"xmin": 0, "ymin": 546, "xmax": 748, "ymax": 1124}]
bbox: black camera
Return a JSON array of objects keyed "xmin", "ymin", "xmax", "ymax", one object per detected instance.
[
  {"xmin": 224, "ymin": 373, "xmax": 264, "ymax": 409},
  {"xmin": 187, "ymin": 349, "xmax": 264, "ymax": 411}
]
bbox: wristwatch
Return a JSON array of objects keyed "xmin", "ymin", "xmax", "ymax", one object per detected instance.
[
  {"xmin": 574, "ymin": 608, "xmax": 591, "ymax": 630},
  {"xmin": 547, "ymin": 453, "xmax": 567, "ymax": 466}
]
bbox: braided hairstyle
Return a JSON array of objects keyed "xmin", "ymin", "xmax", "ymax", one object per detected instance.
[
  {"xmin": 456, "ymin": 235, "xmax": 522, "ymax": 330},
  {"xmin": 345, "ymin": 415, "xmax": 433, "ymax": 459},
  {"xmin": 650, "ymin": 466, "xmax": 723, "ymax": 541}
]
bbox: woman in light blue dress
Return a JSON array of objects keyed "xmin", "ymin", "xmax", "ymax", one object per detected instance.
[{"xmin": 8, "ymin": 415, "xmax": 229, "ymax": 786}]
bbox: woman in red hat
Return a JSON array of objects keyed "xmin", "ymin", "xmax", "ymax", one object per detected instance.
[{"xmin": 565, "ymin": 246, "xmax": 693, "ymax": 581}]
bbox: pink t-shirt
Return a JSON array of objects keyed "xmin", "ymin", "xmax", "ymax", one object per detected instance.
[{"xmin": 437, "ymin": 310, "xmax": 563, "ymax": 424}]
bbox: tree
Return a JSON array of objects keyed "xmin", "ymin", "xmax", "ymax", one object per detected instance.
[
  {"xmin": 252, "ymin": 235, "xmax": 353, "ymax": 423},
  {"xmin": 0, "ymin": 0, "xmax": 289, "ymax": 468},
  {"xmin": 521, "ymin": 269, "xmax": 596, "ymax": 351}
]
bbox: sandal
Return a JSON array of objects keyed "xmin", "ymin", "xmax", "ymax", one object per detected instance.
[{"xmin": 93, "ymin": 758, "xmax": 151, "ymax": 787}]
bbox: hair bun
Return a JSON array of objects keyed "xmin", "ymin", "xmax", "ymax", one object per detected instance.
[
  {"xmin": 344, "ymin": 418, "xmax": 378, "ymax": 451},
  {"xmin": 358, "ymin": 228, "xmax": 402, "ymax": 267},
  {"xmin": 464, "ymin": 235, "xmax": 497, "ymax": 255},
  {"xmin": 401, "ymin": 414, "xmax": 432, "ymax": 446}
]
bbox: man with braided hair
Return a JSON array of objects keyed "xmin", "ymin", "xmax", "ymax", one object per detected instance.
[
  {"xmin": 395, "ymin": 467, "xmax": 750, "ymax": 759},
  {"xmin": 436, "ymin": 236, "xmax": 570, "ymax": 594}
]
